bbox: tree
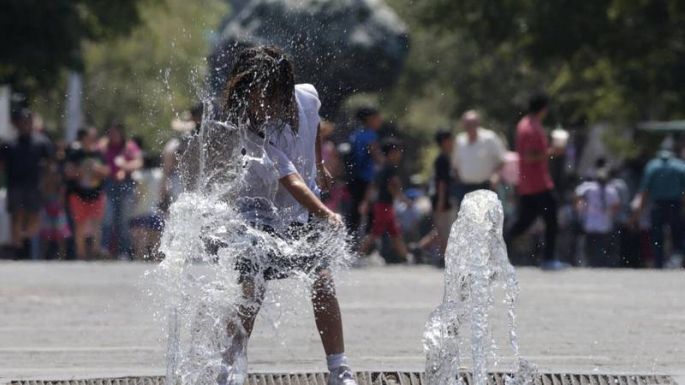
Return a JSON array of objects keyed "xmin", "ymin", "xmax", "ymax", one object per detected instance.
[
  {"xmin": 415, "ymin": 0, "xmax": 685, "ymax": 123},
  {"xmin": 81, "ymin": 0, "xmax": 227, "ymax": 151},
  {"xmin": 0, "ymin": 0, "xmax": 153, "ymax": 92}
]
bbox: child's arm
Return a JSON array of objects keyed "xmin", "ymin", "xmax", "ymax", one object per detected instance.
[
  {"xmin": 280, "ymin": 173, "xmax": 342, "ymax": 226},
  {"xmin": 389, "ymin": 176, "xmax": 412, "ymax": 207}
]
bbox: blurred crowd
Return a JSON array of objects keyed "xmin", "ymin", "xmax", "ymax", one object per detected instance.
[
  {"xmin": 1, "ymin": 93, "xmax": 684, "ymax": 269},
  {"xmin": 326, "ymin": 93, "xmax": 685, "ymax": 270},
  {"xmin": 0, "ymin": 102, "xmax": 203, "ymax": 261}
]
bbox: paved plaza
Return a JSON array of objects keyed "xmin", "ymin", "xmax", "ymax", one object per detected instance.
[{"xmin": 1, "ymin": 262, "xmax": 684, "ymax": 383}]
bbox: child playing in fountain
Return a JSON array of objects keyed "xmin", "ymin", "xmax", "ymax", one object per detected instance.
[
  {"xmin": 357, "ymin": 138, "xmax": 413, "ymax": 262},
  {"xmin": 220, "ymin": 46, "xmax": 356, "ymax": 385}
]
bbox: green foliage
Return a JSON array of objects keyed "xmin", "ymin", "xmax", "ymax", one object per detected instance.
[
  {"xmin": 0, "ymin": 0, "xmax": 153, "ymax": 91},
  {"xmin": 412, "ymin": 0, "xmax": 685, "ymax": 124},
  {"xmin": 383, "ymin": 0, "xmax": 685, "ymax": 163},
  {"xmin": 81, "ymin": 0, "xmax": 227, "ymax": 151}
]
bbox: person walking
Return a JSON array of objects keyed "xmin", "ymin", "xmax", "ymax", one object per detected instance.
[
  {"xmin": 505, "ymin": 93, "xmax": 567, "ymax": 270},
  {"xmin": 431, "ymin": 129, "xmax": 456, "ymax": 263},
  {"xmin": 357, "ymin": 138, "xmax": 413, "ymax": 262},
  {"xmin": 633, "ymin": 148, "xmax": 685, "ymax": 268},
  {"xmin": 346, "ymin": 107, "xmax": 383, "ymax": 237},
  {"xmin": 0, "ymin": 107, "xmax": 53, "ymax": 259},
  {"xmin": 452, "ymin": 110, "xmax": 506, "ymax": 204}
]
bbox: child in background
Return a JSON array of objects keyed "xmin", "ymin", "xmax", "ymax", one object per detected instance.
[
  {"xmin": 574, "ymin": 168, "xmax": 620, "ymax": 267},
  {"xmin": 65, "ymin": 128, "xmax": 110, "ymax": 260},
  {"xmin": 39, "ymin": 162, "xmax": 71, "ymax": 259},
  {"xmin": 129, "ymin": 162, "xmax": 164, "ymax": 260},
  {"xmin": 358, "ymin": 138, "xmax": 413, "ymax": 262}
]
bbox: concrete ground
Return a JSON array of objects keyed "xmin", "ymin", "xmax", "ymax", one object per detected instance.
[{"xmin": 1, "ymin": 262, "xmax": 684, "ymax": 383}]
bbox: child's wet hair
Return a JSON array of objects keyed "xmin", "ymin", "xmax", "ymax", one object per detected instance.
[{"xmin": 222, "ymin": 46, "xmax": 298, "ymax": 135}]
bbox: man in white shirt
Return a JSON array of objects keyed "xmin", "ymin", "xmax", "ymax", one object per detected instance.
[{"xmin": 452, "ymin": 110, "xmax": 507, "ymax": 204}]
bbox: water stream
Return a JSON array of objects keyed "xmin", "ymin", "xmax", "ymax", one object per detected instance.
[
  {"xmin": 156, "ymin": 101, "xmax": 351, "ymax": 385},
  {"xmin": 423, "ymin": 190, "xmax": 537, "ymax": 385}
]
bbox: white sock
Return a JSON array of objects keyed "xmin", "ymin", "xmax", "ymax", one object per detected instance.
[{"xmin": 326, "ymin": 353, "xmax": 348, "ymax": 372}]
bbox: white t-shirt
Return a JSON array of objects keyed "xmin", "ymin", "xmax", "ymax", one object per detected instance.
[
  {"xmin": 453, "ymin": 128, "xmax": 506, "ymax": 184},
  {"xmin": 575, "ymin": 181, "xmax": 619, "ymax": 233},
  {"xmin": 237, "ymin": 84, "xmax": 321, "ymax": 231},
  {"xmin": 291, "ymin": 84, "xmax": 322, "ymax": 196}
]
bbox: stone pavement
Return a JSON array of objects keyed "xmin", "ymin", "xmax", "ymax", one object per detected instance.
[{"xmin": 1, "ymin": 262, "xmax": 684, "ymax": 383}]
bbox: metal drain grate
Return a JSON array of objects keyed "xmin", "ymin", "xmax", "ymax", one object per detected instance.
[{"xmin": 9, "ymin": 373, "xmax": 678, "ymax": 385}]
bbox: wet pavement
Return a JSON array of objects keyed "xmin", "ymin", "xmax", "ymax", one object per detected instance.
[{"xmin": 1, "ymin": 262, "xmax": 683, "ymax": 382}]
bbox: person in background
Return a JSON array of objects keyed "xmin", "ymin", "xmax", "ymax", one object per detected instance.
[
  {"xmin": 431, "ymin": 129, "xmax": 456, "ymax": 264},
  {"xmin": 574, "ymin": 168, "xmax": 620, "ymax": 267},
  {"xmin": 632, "ymin": 148, "xmax": 685, "ymax": 268},
  {"xmin": 129, "ymin": 157, "xmax": 164, "ymax": 260},
  {"xmin": 65, "ymin": 128, "xmax": 110, "ymax": 260},
  {"xmin": 346, "ymin": 107, "xmax": 384, "ymax": 237},
  {"xmin": 358, "ymin": 138, "xmax": 412, "ymax": 262},
  {"xmin": 100, "ymin": 122, "xmax": 143, "ymax": 259},
  {"xmin": 160, "ymin": 103, "xmax": 203, "ymax": 212},
  {"xmin": 0, "ymin": 107, "xmax": 53, "ymax": 259},
  {"xmin": 505, "ymin": 93, "xmax": 567, "ymax": 270},
  {"xmin": 452, "ymin": 110, "xmax": 506, "ymax": 204},
  {"xmin": 319, "ymin": 121, "xmax": 347, "ymax": 212},
  {"xmin": 608, "ymin": 167, "xmax": 640, "ymax": 267},
  {"xmin": 39, "ymin": 161, "xmax": 71, "ymax": 259},
  {"xmin": 63, "ymin": 128, "xmax": 90, "ymax": 260}
]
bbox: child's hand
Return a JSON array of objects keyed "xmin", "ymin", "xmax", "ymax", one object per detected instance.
[{"xmin": 327, "ymin": 212, "xmax": 343, "ymax": 228}]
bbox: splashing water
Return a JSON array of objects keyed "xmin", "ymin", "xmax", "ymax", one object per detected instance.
[
  {"xmin": 155, "ymin": 101, "xmax": 352, "ymax": 385},
  {"xmin": 423, "ymin": 190, "xmax": 537, "ymax": 385}
]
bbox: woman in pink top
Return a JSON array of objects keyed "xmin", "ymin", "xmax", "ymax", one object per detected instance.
[{"xmin": 100, "ymin": 122, "xmax": 143, "ymax": 258}]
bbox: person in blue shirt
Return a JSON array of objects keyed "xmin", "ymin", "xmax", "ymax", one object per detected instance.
[
  {"xmin": 633, "ymin": 148, "xmax": 685, "ymax": 268},
  {"xmin": 346, "ymin": 107, "xmax": 383, "ymax": 237}
]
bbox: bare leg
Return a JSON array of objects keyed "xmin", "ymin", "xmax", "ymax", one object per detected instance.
[
  {"xmin": 10, "ymin": 210, "xmax": 25, "ymax": 249},
  {"xmin": 130, "ymin": 227, "xmax": 145, "ymax": 260},
  {"xmin": 148, "ymin": 230, "xmax": 162, "ymax": 260},
  {"xmin": 222, "ymin": 278, "xmax": 266, "ymax": 361},
  {"xmin": 74, "ymin": 222, "xmax": 88, "ymax": 260},
  {"xmin": 357, "ymin": 233, "xmax": 377, "ymax": 256},
  {"xmin": 25, "ymin": 212, "xmax": 41, "ymax": 239},
  {"xmin": 417, "ymin": 228, "xmax": 438, "ymax": 249},
  {"xmin": 391, "ymin": 235, "xmax": 408, "ymax": 260},
  {"xmin": 435, "ymin": 212, "xmax": 451, "ymax": 258},
  {"xmin": 234, "ymin": 278, "xmax": 266, "ymax": 337},
  {"xmin": 311, "ymin": 270, "xmax": 345, "ymax": 355},
  {"xmin": 219, "ymin": 278, "xmax": 266, "ymax": 385},
  {"xmin": 91, "ymin": 218, "xmax": 103, "ymax": 258}
]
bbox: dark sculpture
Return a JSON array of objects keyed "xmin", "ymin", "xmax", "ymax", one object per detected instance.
[{"xmin": 208, "ymin": 0, "xmax": 409, "ymax": 117}]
